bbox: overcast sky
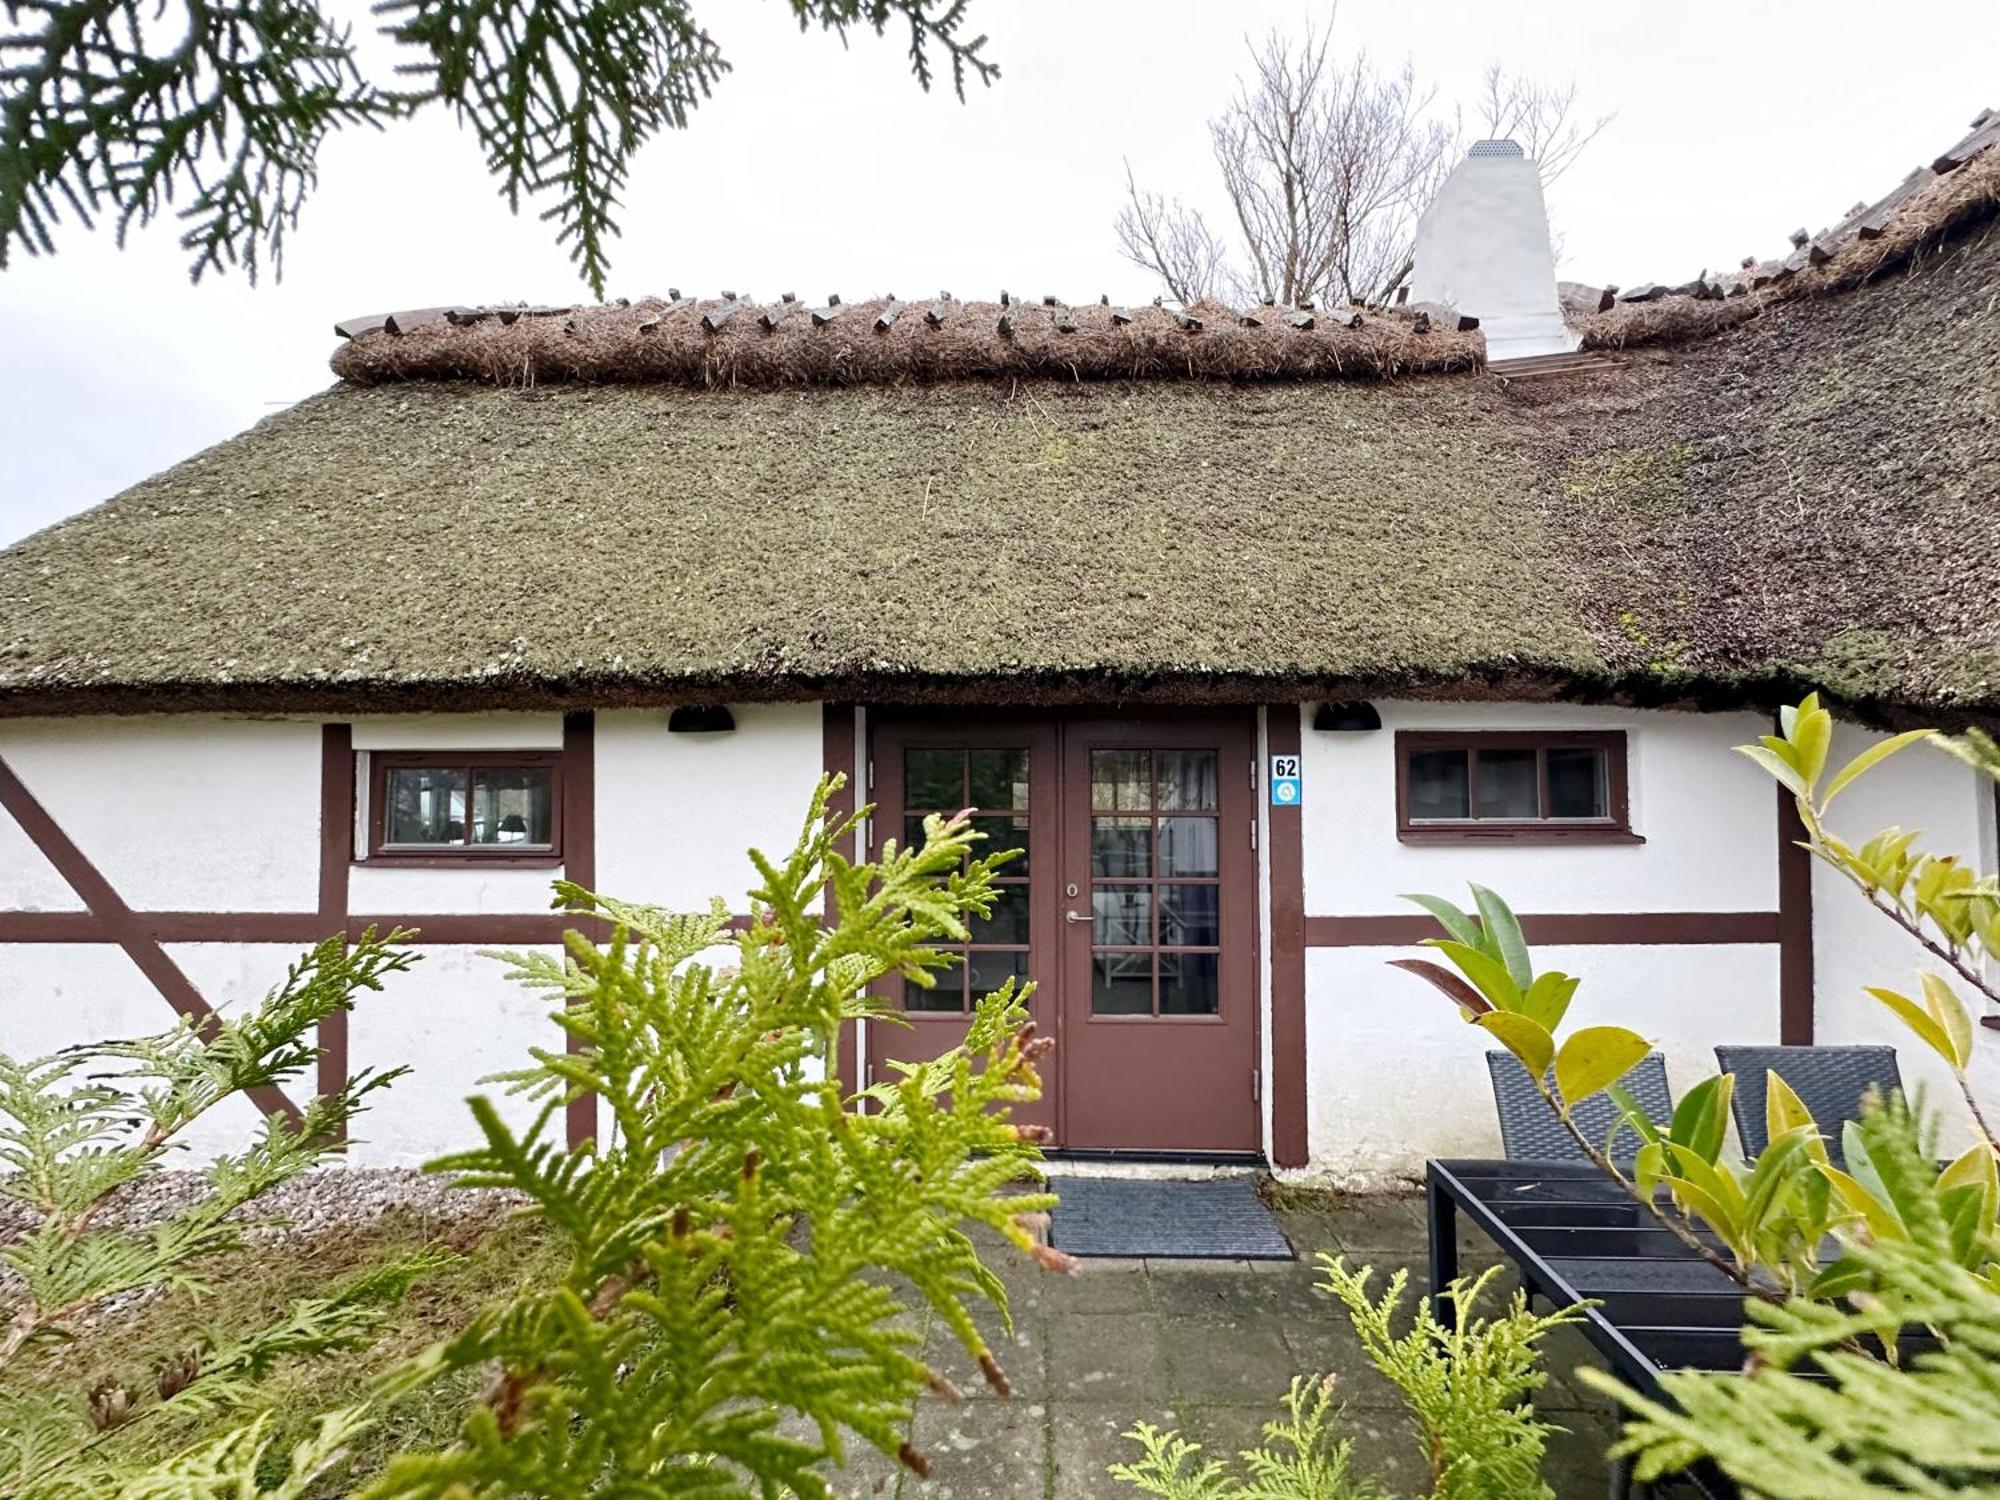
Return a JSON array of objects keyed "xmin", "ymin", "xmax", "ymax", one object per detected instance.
[{"xmin": 3, "ymin": 0, "xmax": 1996, "ymax": 547}]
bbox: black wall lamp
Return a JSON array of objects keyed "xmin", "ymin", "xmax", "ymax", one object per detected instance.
[
  {"xmin": 1313, "ymin": 701, "xmax": 1382, "ymax": 732},
  {"xmin": 668, "ymin": 705, "xmax": 736, "ymax": 733}
]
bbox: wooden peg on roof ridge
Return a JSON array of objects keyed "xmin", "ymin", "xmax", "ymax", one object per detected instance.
[
  {"xmin": 1239, "ymin": 310, "xmax": 1262, "ymax": 327},
  {"xmin": 701, "ymin": 301, "xmax": 747, "ymax": 333},
  {"xmin": 668, "ymin": 287, "xmax": 681, "ymax": 300},
  {"xmin": 1055, "ymin": 309, "xmax": 1077, "ymax": 332},
  {"xmin": 875, "ymin": 300, "xmax": 904, "ymax": 331},
  {"xmin": 1000, "ymin": 290, "xmax": 1011, "ymax": 306},
  {"xmin": 1111, "ymin": 307, "xmax": 1134, "ymax": 325},
  {"xmin": 997, "ymin": 312, "xmax": 1015, "ymax": 337},
  {"xmin": 829, "ymin": 293, "xmax": 842, "ymax": 306},
  {"xmin": 1287, "ymin": 310, "xmax": 1315, "ymax": 331},
  {"xmin": 810, "ymin": 303, "xmax": 846, "ymax": 327},
  {"xmin": 1172, "ymin": 309, "xmax": 1202, "ymax": 331},
  {"xmin": 924, "ymin": 301, "xmax": 951, "ymax": 328},
  {"xmin": 1042, "ymin": 295, "xmax": 1058, "ymax": 306}
]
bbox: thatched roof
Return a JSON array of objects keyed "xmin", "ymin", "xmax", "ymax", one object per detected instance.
[
  {"xmin": 1, "ymin": 119, "xmax": 1996, "ymax": 721},
  {"xmin": 1565, "ymin": 109, "xmax": 2000, "ymax": 350}
]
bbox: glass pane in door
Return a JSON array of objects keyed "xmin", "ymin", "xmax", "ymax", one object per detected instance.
[
  {"xmin": 1087, "ymin": 745, "xmax": 1223, "ymax": 1017},
  {"xmin": 901, "ymin": 746, "xmax": 1031, "ymax": 1014}
]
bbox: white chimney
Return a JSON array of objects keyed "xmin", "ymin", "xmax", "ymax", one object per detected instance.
[{"xmin": 1408, "ymin": 140, "xmax": 1577, "ymax": 362}]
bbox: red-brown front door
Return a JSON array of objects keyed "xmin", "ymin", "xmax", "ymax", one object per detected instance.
[
  {"xmin": 1057, "ymin": 718, "xmax": 1260, "ymax": 1152},
  {"xmin": 867, "ymin": 712, "xmax": 1259, "ymax": 1154},
  {"xmin": 868, "ymin": 720, "xmax": 1059, "ymax": 1139}
]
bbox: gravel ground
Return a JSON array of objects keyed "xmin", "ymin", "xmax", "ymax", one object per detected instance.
[{"xmin": 0, "ymin": 1166, "xmax": 522, "ymax": 1245}]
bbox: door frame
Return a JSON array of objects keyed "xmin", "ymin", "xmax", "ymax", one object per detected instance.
[{"xmin": 862, "ymin": 705, "xmax": 1264, "ymax": 1156}]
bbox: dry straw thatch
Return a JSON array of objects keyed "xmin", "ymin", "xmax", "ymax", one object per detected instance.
[
  {"xmin": 1576, "ymin": 132, "xmax": 2000, "ymax": 350},
  {"xmin": 329, "ymin": 295, "xmax": 1484, "ymax": 388}
]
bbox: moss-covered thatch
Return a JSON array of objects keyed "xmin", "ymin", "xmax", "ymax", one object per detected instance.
[
  {"xmin": 3, "ymin": 146, "xmax": 1997, "ymax": 720},
  {"xmin": 0, "ymin": 375, "xmax": 1604, "ymax": 713}
]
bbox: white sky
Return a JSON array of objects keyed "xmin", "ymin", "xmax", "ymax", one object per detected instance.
[{"xmin": 2, "ymin": 0, "xmax": 1996, "ymax": 547}]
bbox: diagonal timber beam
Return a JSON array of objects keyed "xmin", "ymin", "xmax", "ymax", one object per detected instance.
[{"xmin": 0, "ymin": 753, "xmax": 302, "ymax": 1124}]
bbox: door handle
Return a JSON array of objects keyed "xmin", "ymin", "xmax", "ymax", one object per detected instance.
[{"xmin": 1064, "ymin": 909, "xmax": 1090, "ymax": 924}]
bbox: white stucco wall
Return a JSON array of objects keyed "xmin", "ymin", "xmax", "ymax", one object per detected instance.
[
  {"xmin": 0, "ymin": 716, "xmax": 322, "ymax": 911},
  {"xmin": 1811, "ymin": 727, "xmax": 2000, "ymax": 1151},
  {"xmin": 1299, "ymin": 701, "xmax": 1777, "ymax": 916},
  {"xmin": 0, "ymin": 705, "xmax": 825, "ymax": 1166},
  {"xmin": 1408, "ymin": 143, "xmax": 1577, "ymax": 361},
  {"xmin": 1309, "ymin": 942, "xmax": 1783, "ymax": 1185},
  {"xmin": 1295, "ymin": 699, "xmax": 1782, "ymax": 1183},
  {"xmin": 594, "ymin": 704, "xmax": 826, "ymax": 911}
]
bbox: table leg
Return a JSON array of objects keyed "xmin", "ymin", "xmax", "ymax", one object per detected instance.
[{"xmin": 1426, "ymin": 1173, "xmax": 1458, "ymax": 1330}]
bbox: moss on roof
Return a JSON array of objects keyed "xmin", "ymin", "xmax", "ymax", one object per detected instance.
[
  {"xmin": 2, "ymin": 198, "xmax": 1996, "ymax": 721},
  {"xmin": 0, "ymin": 375, "xmax": 1609, "ymax": 712}
]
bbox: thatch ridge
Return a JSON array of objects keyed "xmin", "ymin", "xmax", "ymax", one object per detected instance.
[
  {"xmin": 328, "ymin": 296, "xmax": 1484, "ymax": 388},
  {"xmin": 1576, "ymin": 125, "xmax": 2000, "ymax": 351}
]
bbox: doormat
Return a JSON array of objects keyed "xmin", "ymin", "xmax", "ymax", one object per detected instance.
[{"xmin": 1045, "ymin": 1174, "xmax": 1293, "ymax": 1260}]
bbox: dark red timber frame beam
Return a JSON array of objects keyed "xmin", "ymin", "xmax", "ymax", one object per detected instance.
[
  {"xmin": 1776, "ymin": 784, "xmax": 1815, "ymax": 1045},
  {"xmin": 0, "ymin": 752, "xmax": 304, "ymax": 1125},
  {"xmin": 1265, "ymin": 706, "xmax": 1310, "ymax": 1169},
  {"xmin": 318, "ymin": 724, "xmax": 355, "ymax": 1132},
  {"xmin": 560, "ymin": 711, "xmax": 598, "ymax": 1150},
  {"xmin": 823, "ymin": 704, "xmax": 859, "ymax": 1093}
]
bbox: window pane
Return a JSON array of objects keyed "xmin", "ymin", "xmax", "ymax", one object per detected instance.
[
  {"xmin": 970, "ymin": 884, "xmax": 1030, "ymax": 945},
  {"xmin": 1477, "ymin": 749, "xmax": 1540, "ymax": 820},
  {"xmin": 903, "ymin": 815, "xmax": 930, "ymax": 853},
  {"xmin": 471, "ymin": 769, "xmax": 552, "ymax": 845},
  {"xmin": 1091, "ymin": 817, "xmax": 1152, "ymax": 877},
  {"xmin": 905, "ymin": 749, "xmax": 962, "ymax": 810},
  {"xmin": 1547, "ymin": 748, "xmax": 1609, "ymax": 820},
  {"xmin": 970, "ymin": 815, "xmax": 1030, "ymax": 874},
  {"xmin": 1158, "ymin": 751, "xmax": 1218, "ymax": 810},
  {"xmin": 1158, "ymin": 817, "xmax": 1217, "ymax": 877},
  {"xmin": 969, "ymin": 950, "xmax": 1028, "ymax": 1003},
  {"xmin": 1093, "ymin": 885, "xmax": 1153, "ymax": 947},
  {"xmin": 1159, "ymin": 884, "xmax": 1220, "ymax": 948},
  {"xmin": 1407, "ymin": 750, "xmax": 1469, "ymax": 821},
  {"xmin": 1091, "ymin": 750, "xmax": 1151, "ymax": 811},
  {"xmin": 1160, "ymin": 953, "xmax": 1219, "ymax": 1015},
  {"xmin": 904, "ymin": 973, "xmax": 965, "ymax": 1013},
  {"xmin": 386, "ymin": 767, "xmax": 468, "ymax": 844},
  {"xmin": 1092, "ymin": 952, "xmax": 1153, "ymax": 1015},
  {"xmin": 967, "ymin": 748, "xmax": 1030, "ymax": 812}
]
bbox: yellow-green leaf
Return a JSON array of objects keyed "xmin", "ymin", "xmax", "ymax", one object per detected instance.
[
  {"xmin": 1819, "ymin": 1164, "xmax": 1906, "ymax": 1241},
  {"xmin": 1476, "ymin": 1011, "xmax": 1555, "ymax": 1079},
  {"xmin": 1735, "ymin": 744, "xmax": 1810, "ymax": 799},
  {"xmin": 1865, "ymin": 985, "xmax": 1961, "ymax": 1072},
  {"xmin": 1823, "ymin": 729, "xmax": 1936, "ymax": 810},
  {"xmin": 1429, "ymin": 940, "xmax": 1522, "ymax": 1011},
  {"xmin": 1791, "ymin": 705, "xmax": 1834, "ymax": 789},
  {"xmin": 1764, "ymin": 1071, "xmax": 1823, "ymax": 1160},
  {"xmin": 1920, "ymin": 971, "xmax": 1974, "ymax": 1069},
  {"xmin": 1554, "ymin": 1027, "xmax": 1651, "ymax": 1113}
]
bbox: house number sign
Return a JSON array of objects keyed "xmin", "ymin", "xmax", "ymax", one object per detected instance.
[{"xmin": 1269, "ymin": 754, "xmax": 1302, "ymax": 807}]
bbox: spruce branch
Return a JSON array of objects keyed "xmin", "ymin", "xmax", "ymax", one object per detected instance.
[{"xmin": 4, "ymin": 0, "xmax": 1000, "ymax": 291}]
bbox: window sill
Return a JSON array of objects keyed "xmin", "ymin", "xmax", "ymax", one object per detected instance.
[
  {"xmin": 359, "ymin": 851, "xmax": 564, "ymax": 868},
  {"xmin": 1397, "ymin": 827, "xmax": 1646, "ymax": 847}
]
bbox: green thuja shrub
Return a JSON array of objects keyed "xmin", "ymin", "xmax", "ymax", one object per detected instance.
[
  {"xmin": 1583, "ymin": 1096, "xmax": 2000, "ymax": 1496},
  {"xmin": 1112, "ymin": 1260, "xmax": 1581, "ymax": 1500},
  {"xmin": 348, "ymin": 777, "xmax": 1063, "ymax": 1497},
  {"xmin": 0, "ymin": 929, "xmax": 420, "ymax": 1498}
]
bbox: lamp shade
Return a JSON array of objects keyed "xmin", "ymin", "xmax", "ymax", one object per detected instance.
[
  {"xmin": 668, "ymin": 704, "xmax": 736, "ymax": 733},
  {"xmin": 1313, "ymin": 701, "xmax": 1383, "ymax": 732}
]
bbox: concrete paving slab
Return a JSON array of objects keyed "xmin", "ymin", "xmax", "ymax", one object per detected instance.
[
  {"xmin": 1050, "ymin": 1400, "xmax": 1175, "ymax": 1500},
  {"xmin": 907, "ymin": 1399, "xmax": 1047, "ymax": 1500}
]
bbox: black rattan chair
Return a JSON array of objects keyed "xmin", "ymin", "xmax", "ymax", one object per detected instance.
[
  {"xmin": 1713, "ymin": 1044, "xmax": 1902, "ymax": 1165},
  {"xmin": 1486, "ymin": 1050, "xmax": 1675, "ymax": 1165}
]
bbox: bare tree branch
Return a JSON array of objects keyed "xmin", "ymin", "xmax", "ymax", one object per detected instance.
[
  {"xmin": 1474, "ymin": 64, "xmax": 1615, "ymax": 185},
  {"xmin": 1113, "ymin": 160, "xmax": 1229, "ymax": 306},
  {"xmin": 1114, "ymin": 22, "xmax": 1610, "ymax": 306}
]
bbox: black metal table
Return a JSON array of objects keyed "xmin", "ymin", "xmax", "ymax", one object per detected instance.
[{"xmin": 1427, "ymin": 1158, "xmax": 1746, "ymax": 1500}]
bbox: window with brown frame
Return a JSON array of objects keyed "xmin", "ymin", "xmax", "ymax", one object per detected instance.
[
  {"xmin": 1395, "ymin": 731, "xmax": 1639, "ymax": 844},
  {"xmin": 365, "ymin": 752, "xmax": 562, "ymax": 864}
]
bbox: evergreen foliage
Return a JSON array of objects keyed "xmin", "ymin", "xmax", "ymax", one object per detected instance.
[
  {"xmin": 346, "ymin": 777, "xmax": 1064, "ymax": 1497},
  {"xmin": 1584, "ymin": 1097, "xmax": 2000, "ymax": 1495},
  {"xmin": 0, "ymin": 929, "xmax": 421, "ymax": 1498},
  {"xmin": 1, "ymin": 0, "xmax": 996, "ymax": 290},
  {"xmin": 1110, "ymin": 1260, "xmax": 1581, "ymax": 1500}
]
